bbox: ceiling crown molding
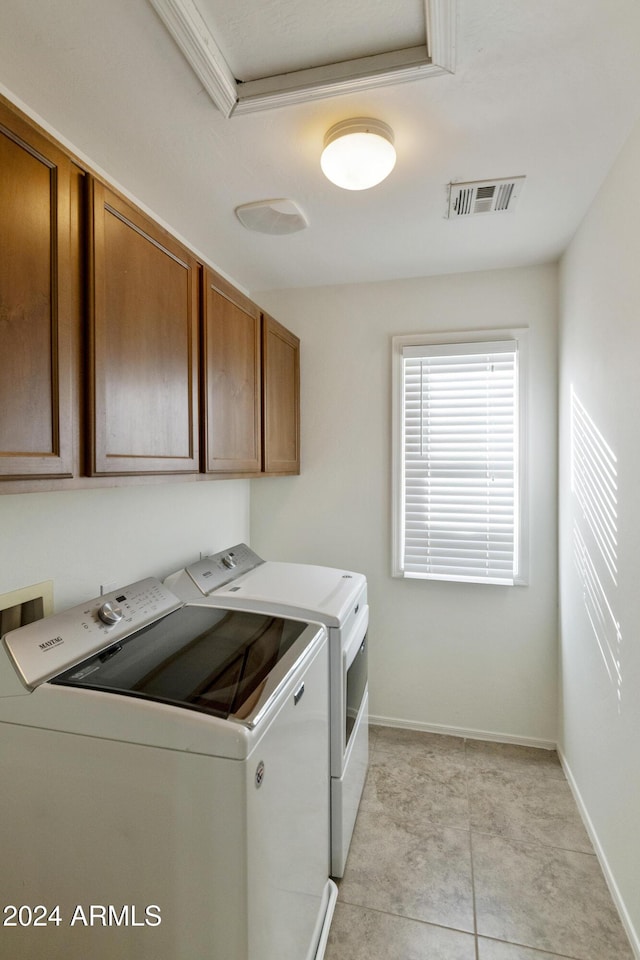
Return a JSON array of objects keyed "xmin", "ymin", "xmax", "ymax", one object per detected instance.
[
  {"xmin": 148, "ymin": 0, "xmax": 456, "ymax": 118},
  {"xmin": 148, "ymin": 0, "xmax": 238, "ymax": 116}
]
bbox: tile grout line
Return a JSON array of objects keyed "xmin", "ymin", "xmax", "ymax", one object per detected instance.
[
  {"xmin": 332, "ymin": 895, "xmax": 476, "ymax": 938},
  {"xmin": 478, "ymin": 932, "xmax": 590, "ymax": 960},
  {"xmin": 468, "ymin": 825, "xmax": 598, "ymax": 858},
  {"xmin": 464, "ymin": 737, "xmax": 481, "ymax": 960}
]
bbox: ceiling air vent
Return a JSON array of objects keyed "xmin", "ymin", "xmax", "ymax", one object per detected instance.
[
  {"xmin": 447, "ymin": 176, "xmax": 525, "ymax": 219},
  {"xmin": 235, "ymin": 199, "xmax": 308, "ymax": 235}
]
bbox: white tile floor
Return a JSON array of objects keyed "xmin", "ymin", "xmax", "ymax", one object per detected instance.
[{"xmin": 325, "ymin": 726, "xmax": 634, "ymax": 960}]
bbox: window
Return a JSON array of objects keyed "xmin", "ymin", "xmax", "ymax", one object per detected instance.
[{"xmin": 392, "ymin": 331, "xmax": 528, "ymax": 585}]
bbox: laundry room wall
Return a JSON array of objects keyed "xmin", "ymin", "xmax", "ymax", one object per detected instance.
[
  {"xmin": 0, "ymin": 481, "xmax": 250, "ymax": 611},
  {"xmin": 558, "ymin": 115, "xmax": 640, "ymax": 953},
  {"xmin": 252, "ymin": 263, "xmax": 559, "ymax": 744}
]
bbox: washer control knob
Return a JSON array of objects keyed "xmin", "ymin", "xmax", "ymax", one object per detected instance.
[
  {"xmin": 98, "ymin": 600, "xmax": 124, "ymax": 626},
  {"xmin": 222, "ymin": 555, "xmax": 236, "ymax": 570}
]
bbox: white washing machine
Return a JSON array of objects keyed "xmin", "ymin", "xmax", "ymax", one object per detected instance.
[
  {"xmin": 0, "ymin": 577, "xmax": 336, "ymax": 960},
  {"xmin": 165, "ymin": 544, "xmax": 369, "ymax": 878}
]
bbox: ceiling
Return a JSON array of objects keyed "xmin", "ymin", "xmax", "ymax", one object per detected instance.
[{"xmin": 1, "ymin": 0, "xmax": 640, "ymax": 293}]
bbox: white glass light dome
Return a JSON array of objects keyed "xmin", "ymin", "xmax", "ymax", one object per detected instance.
[{"xmin": 321, "ymin": 118, "xmax": 396, "ymax": 191}]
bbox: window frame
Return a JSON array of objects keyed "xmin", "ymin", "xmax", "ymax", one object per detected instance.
[{"xmin": 391, "ymin": 328, "xmax": 529, "ymax": 586}]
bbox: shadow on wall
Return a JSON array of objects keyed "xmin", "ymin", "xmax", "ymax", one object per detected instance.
[{"xmin": 570, "ymin": 386, "xmax": 622, "ymax": 712}]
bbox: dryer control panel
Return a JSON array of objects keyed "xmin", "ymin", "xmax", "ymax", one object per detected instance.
[
  {"xmin": 185, "ymin": 543, "xmax": 264, "ymax": 596},
  {"xmin": 2, "ymin": 578, "xmax": 182, "ymax": 692}
]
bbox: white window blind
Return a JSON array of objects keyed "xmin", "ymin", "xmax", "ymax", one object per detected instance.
[{"xmin": 400, "ymin": 339, "xmax": 520, "ymax": 585}]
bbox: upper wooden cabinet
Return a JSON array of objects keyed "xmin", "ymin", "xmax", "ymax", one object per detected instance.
[
  {"xmin": 0, "ymin": 100, "xmax": 75, "ymax": 480},
  {"xmin": 202, "ymin": 270, "xmax": 262, "ymax": 474},
  {"xmin": 87, "ymin": 181, "xmax": 200, "ymax": 476},
  {"xmin": 0, "ymin": 98, "xmax": 300, "ymax": 489},
  {"xmin": 262, "ymin": 314, "xmax": 300, "ymax": 475}
]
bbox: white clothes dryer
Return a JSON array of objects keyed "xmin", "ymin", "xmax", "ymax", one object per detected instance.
[{"xmin": 165, "ymin": 544, "xmax": 369, "ymax": 878}]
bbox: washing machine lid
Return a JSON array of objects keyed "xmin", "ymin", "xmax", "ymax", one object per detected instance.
[{"xmin": 50, "ymin": 605, "xmax": 313, "ymax": 726}]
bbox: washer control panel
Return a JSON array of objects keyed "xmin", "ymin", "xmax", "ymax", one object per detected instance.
[
  {"xmin": 185, "ymin": 543, "xmax": 264, "ymax": 596},
  {"xmin": 2, "ymin": 578, "xmax": 182, "ymax": 690}
]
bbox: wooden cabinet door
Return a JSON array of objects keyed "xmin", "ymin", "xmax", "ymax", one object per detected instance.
[
  {"xmin": 203, "ymin": 271, "xmax": 262, "ymax": 474},
  {"xmin": 88, "ymin": 182, "xmax": 199, "ymax": 475},
  {"xmin": 262, "ymin": 314, "xmax": 300, "ymax": 474},
  {"xmin": 0, "ymin": 100, "xmax": 75, "ymax": 479}
]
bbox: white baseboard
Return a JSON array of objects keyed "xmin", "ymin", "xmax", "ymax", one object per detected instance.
[
  {"xmin": 367, "ymin": 713, "xmax": 557, "ymax": 751},
  {"xmin": 558, "ymin": 748, "xmax": 640, "ymax": 960}
]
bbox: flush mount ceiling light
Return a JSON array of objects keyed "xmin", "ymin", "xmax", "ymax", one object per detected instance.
[{"xmin": 321, "ymin": 118, "xmax": 396, "ymax": 190}]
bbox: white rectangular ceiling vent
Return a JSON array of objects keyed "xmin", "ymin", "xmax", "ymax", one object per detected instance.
[{"xmin": 448, "ymin": 176, "xmax": 525, "ymax": 218}]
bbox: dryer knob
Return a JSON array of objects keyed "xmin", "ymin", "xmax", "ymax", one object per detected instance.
[
  {"xmin": 222, "ymin": 555, "xmax": 236, "ymax": 569},
  {"xmin": 98, "ymin": 600, "xmax": 124, "ymax": 626}
]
